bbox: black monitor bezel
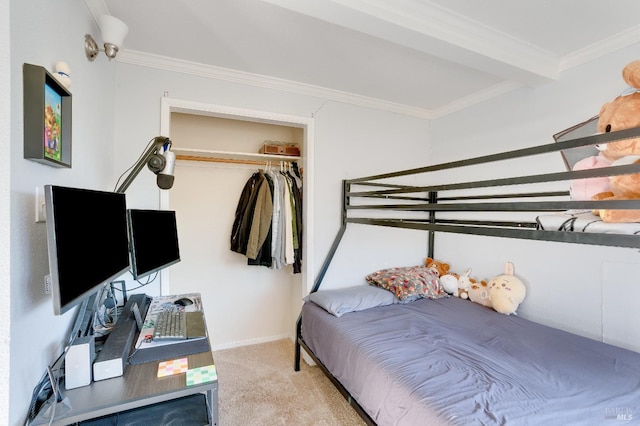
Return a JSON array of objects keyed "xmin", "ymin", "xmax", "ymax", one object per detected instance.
[
  {"xmin": 127, "ymin": 209, "xmax": 181, "ymax": 281},
  {"xmin": 44, "ymin": 185, "xmax": 130, "ymax": 315}
]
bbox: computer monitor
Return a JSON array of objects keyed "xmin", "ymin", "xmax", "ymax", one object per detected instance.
[
  {"xmin": 44, "ymin": 185, "xmax": 131, "ymax": 315},
  {"xmin": 127, "ymin": 209, "xmax": 181, "ymax": 280}
]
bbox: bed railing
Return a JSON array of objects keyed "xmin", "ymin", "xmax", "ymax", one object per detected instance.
[{"xmin": 344, "ymin": 126, "xmax": 640, "ymax": 250}]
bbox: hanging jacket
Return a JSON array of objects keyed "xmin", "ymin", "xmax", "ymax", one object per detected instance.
[
  {"xmin": 246, "ymin": 174, "xmax": 273, "ymax": 260},
  {"xmin": 248, "ymin": 174, "xmax": 275, "ymax": 267},
  {"xmin": 230, "ymin": 171, "xmax": 263, "ymax": 255}
]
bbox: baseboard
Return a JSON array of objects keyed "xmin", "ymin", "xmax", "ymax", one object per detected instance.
[{"xmin": 211, "ymin": 334, "xmax": 292, "ymax": 351}]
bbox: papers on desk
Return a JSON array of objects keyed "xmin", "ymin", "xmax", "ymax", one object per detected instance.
[
  {"xmin": 157, "ymin": 357, "xmax": 189, "ymax": 377},
  {"xmin": 186, "ymin": 365, "xmax": 217, "ymax": 386},
  {"xmin": 157, "ymin": 357, "xmax": 217, "ymax": 387}
]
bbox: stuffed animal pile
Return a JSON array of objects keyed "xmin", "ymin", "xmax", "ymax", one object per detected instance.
[
  {"xmin": 445, "ymin": 267, "xmax": 488, "ymax": 301},
  {"xmin": 432, "ymin": 259, "xmax": 526, "ymax": 315},
  {"xmin": 570, "ymin": 60, "xmax": 640, "ymax": 222},
  {"xmin": 425, "ymin": 258, "xmax": 460, "ymax": 295}
]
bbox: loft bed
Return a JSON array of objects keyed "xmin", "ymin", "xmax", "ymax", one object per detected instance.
[{"xmin": 294, "ymin": 127, "xmax": 640, "ymax": 425}]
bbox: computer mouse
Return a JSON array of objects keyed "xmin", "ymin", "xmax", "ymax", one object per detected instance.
[{"xmin": 174, "ymin": 297, "xmax": 193, "ymax": 307}]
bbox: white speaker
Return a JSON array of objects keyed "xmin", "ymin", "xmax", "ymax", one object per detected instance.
[
  {"xmin": 65, "ymin": 336, "xmax": 95, "ymax": 390},
  {"xmin": 93, "ymin": 357, "xmax": 123, "ymax": 382}
]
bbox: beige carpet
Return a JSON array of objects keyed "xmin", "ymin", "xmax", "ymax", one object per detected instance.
[{"xmin": 214, "ymin": 339, "xmax": 366, "ymax": 425}]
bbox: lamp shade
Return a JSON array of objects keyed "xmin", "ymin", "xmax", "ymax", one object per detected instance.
[{"xmin": 99, "ymin": 15, "xmax": 129, "ymax": 49}]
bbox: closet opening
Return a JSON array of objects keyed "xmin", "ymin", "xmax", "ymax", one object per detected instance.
[{"xmin": 159, "ymin": 98, "xmax": 314, "ymax": 350}]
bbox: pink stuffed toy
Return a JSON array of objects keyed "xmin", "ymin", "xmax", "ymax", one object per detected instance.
[{"xmin": 570, "ymin": 153, "xmax": 612, "ymax": 201}]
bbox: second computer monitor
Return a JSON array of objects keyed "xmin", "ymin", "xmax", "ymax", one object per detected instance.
[{"xmin": 127, "ymin": 209, "xmax": 181, "ymax": 280}]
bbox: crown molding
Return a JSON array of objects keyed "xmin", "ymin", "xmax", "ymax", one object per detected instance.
[
  {"xmin": 84, "ymin": 0, "xmax": 109, "ymax": 24},
  {"xmin": 117, "ymin": 50, "xmax": 436, "ymax": 119},
  {"xmin": 560, "ymin": 24, "xmax": 640, "ymax": 71},
  {"xmin": 433, "ymin": 81, "xmax": 523, "ymax": 119}
]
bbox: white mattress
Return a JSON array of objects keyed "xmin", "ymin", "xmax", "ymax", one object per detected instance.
[{"xmin": 536, "ymin": 211, "xmax": 640, "ymax": 234}]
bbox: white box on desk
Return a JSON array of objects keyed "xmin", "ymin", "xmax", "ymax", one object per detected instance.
[
  {"xmin": 65, "ymin": 336, "xmax": 95, "ymax": 389},
  {"xmin": 93, "ymin": 357, "xmax": 123, "ymax": 381}
]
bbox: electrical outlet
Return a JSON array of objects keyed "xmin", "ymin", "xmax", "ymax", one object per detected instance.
[
  {"xmin": 44, "ymin": 275, "xmax": 52, "ymax": 294},
  {"xmin": 35, "ymin": 187, "xmax": 46, "ymax": 223}
]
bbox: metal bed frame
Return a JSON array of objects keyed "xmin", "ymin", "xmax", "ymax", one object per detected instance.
[{"xmin": 294, "ymin": 127, "xmax": 640, "ymax": 425}]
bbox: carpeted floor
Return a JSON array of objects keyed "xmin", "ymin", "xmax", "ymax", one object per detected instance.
[{"xmin": 214, "ymin": 339, "xmax": 366, "ymax": 425}]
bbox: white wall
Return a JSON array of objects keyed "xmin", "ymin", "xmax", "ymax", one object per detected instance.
[
  {"xmin": 1, "ymin": 0, "xmax": 11, "ymax": 423},
  {"xmin": 9, "ymin": 1, "xmax": 121, "ymax": 424},
  {"xmin": 114, "ymin": 64, "xmax": 432, "ymax": 347},
  {"xmin": 429, "ymin": 47, "xmax": 640, "ymax": 352}
]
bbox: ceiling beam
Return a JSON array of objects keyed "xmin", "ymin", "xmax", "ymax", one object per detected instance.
[{"xmin": 260, "ymin": 0, "xmax": 559, "ymax": 87}]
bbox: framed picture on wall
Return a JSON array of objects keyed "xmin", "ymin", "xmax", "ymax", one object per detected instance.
[{"xmin": 23, "ymin": 63, "xmax": 72, "ymax": 168}]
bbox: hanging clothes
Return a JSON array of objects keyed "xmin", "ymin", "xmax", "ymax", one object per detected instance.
[
  {"xmin": 267, "ymin": 168, "xmax": 283, "ymax": 269},
  {"xmin": 230, "ymin": 171, "xmax": 263, "ymax": 255},
  {"xmin": 230, "ymin": 162, "xmax": 303, "ymax": 273},
  {"xmin": 288, "ymin": 167, "xmax": 303, "ymax": 274},
  {"xmin": 246, "ymin": 174, "xmax": 273, "ymax": 260},
  {"xmin": 248, "ymin": 173, "xmax": 274, "ymax": 267}
]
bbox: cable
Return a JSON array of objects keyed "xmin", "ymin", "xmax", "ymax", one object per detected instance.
[
  {"xmin": 110, "ymin": 280, "xmax": 127, "ymax": 305},
  {"xmin": 25, "ymin": 372, "xmax": 51, "ymax": 424},
  {"xmin": 112, "ymin": 137, "xmax": 156, "ymax": 191},
  {"xmin": 123, "ymin": 270, "xmax": 159, "ymax": 291},
  {"xmin": 26, "ymin": 286, "xmax": 115, "ymax": 424},
  {"xmin": 45, "ymin": 367, "xmax": 58, "ymax": 426},
  {"xmin": 107, "ymin": 284, "xmax": 119, "ymax": 325}
]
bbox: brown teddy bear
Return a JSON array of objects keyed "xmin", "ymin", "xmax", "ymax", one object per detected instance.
[
  {"xmin": 425, "ymin": 257, "xmax": 450, "ymax": 277},
  {"xmin": 590, "ymin": 60, "xmax": 640, "ymax": 222}
]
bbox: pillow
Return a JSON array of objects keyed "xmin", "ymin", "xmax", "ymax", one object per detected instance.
[
  {"xmin": 303, "ymin": 285, "xmax": 396, "ymax": 317},
  {"xmin": 365, "ymin": 265, "xmax": 447, "ymax": 301}
]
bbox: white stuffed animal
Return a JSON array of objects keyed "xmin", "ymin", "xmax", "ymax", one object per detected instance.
[
  {"xmin": 488, "ymin": 262, "xmax": 526, "ymax": 315},
  {"xmin": 439, "ymin": 273, "xmax": 459, "ymax": 295},
  {"xmin": 456, "ymin": 268, "xmax": 472, "ymax": 299}
]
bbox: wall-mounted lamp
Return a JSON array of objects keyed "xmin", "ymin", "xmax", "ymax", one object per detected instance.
[{"xmin": 84, "ymin": 15, "xmax": 129, "ymax": 61}]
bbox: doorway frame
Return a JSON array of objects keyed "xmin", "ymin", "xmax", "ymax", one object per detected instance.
[{"xmin": 159, "ymin": 97, "xmax": 314, "ymax": 303}]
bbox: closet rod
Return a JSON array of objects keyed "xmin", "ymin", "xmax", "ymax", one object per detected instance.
[{"xmin": 176, "ymin": 155, "xmax": 297, "ymax": 166}]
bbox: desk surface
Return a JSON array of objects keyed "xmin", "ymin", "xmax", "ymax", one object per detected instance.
[
  {"xmin": 68, "ymin": 349, "xmax": 215, "ymax": 422},
  {"xmin": 37, "ymin": 349, "xmax": 216, "ymax": 426},
  {"xmin": 34, "ymin": 293, "xmax": 217, "ymax": 426}
]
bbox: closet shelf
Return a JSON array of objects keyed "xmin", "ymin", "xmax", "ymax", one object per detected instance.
[{"xmin": 174, "ymin": 148, "xmax": 300, "ymax": 166}]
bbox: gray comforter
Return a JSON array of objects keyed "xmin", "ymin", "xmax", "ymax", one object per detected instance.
[{"xmin": 301, "ymin": 296, "xmax": 640, "ymax": 425}]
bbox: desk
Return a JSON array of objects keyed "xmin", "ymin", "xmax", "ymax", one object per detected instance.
[
  {"xmin": 58, "ymin": 350, "xmax": 217, "ymax": 425},
  {"xmin": 33, "ymin": 295, "xmax": 218, "ymax": 425}
]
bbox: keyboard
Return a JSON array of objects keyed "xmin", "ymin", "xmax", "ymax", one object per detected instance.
[
  {"xmin": 154, "ymin": 310, "xmax": 187, "ymax": 341},
  {"xmin": 152, "ymin": 310, "xmax": 207, "ymax": 341}
]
